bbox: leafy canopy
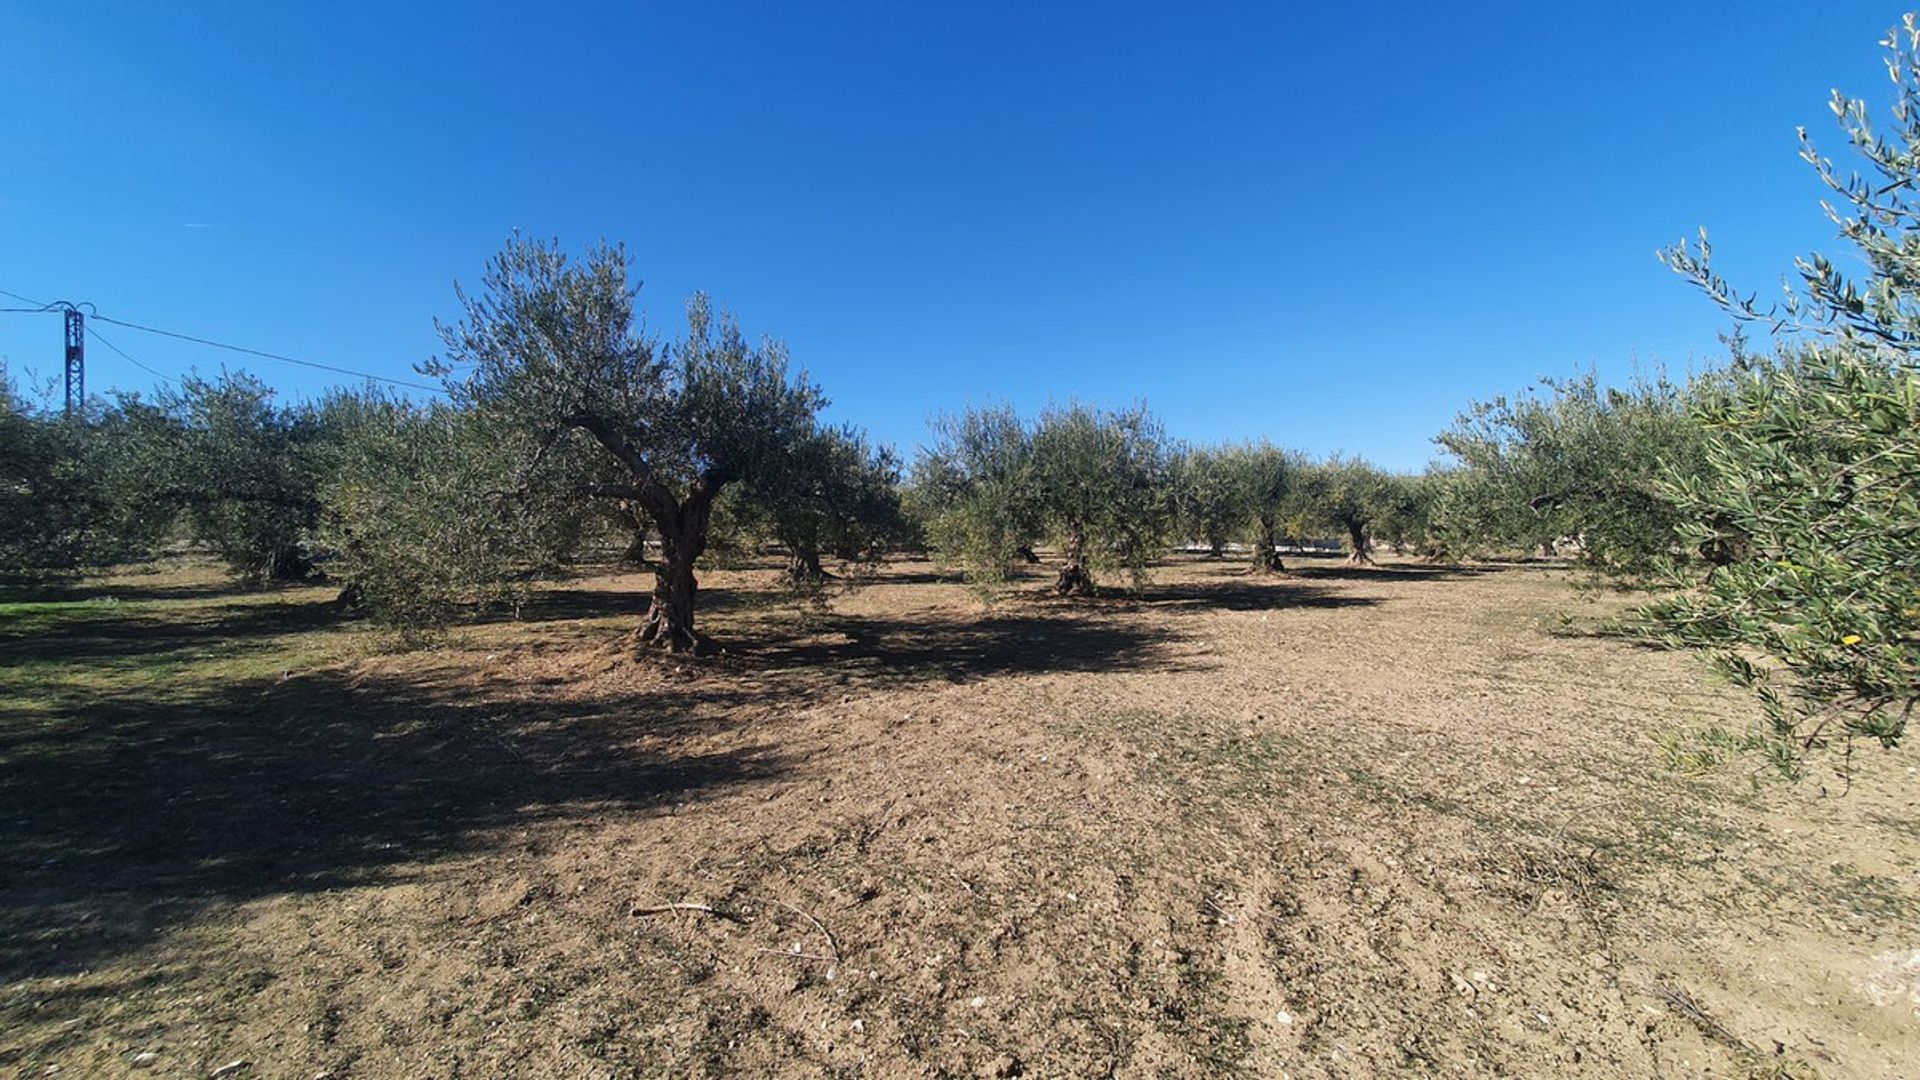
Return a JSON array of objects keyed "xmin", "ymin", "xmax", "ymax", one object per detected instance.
[{"xmin": 1650, "ymin": 14, "xmax": 1920, "ymax": 755}]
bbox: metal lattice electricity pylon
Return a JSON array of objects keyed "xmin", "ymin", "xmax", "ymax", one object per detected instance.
[{"xmin": 63, "ymin": 306, "xmax": 84, "ymax": 414}]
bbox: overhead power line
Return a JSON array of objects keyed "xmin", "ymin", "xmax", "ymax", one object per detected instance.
[
  {"xmin": 1, "ymin": 286, "xmax": 443, "ymax": 393},
  {"xmin": 85, "ymin": 323, "xmax": 175, "ymax": 385},
  {"xmin": 89, "ymin": 313, "xmax": 442, "ymax": 392}
]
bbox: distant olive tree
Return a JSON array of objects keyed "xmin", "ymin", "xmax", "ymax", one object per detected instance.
[
  {"xmin": 747, "ymin": 424, "xmax": 907, "ymax": 586},
  {"xmin": 916, "ymin": 401, "xmax": 1170, "ymax": 596},
  {"xmin": 319, "ymin": 393, "xmax": 579, "ymax": 633},
  {"xmin": 430, "ymin": 237, "xmax": 826, "ymax": 653},
  {"xmin": 1301, "ymin": 456, "xmax": 1392, "ymax": 566},
  {"xmin": 0, "ymin": 369, "xmax": 167, "ymax": 573},
  {"xmin": 1169, "ymin": 444, "xmax": 1241, "ymax": 557},
  {"xmin": 1220, "ymin": 441, "xmax": 1300, "ymax": 573},
  {"xmin": 1028, "ymin": 402, "xmax": 1170, "ymax": 595},
  {"xmin": 1431, "ymin": 371, "xmax": 1707, "ymax": 571},
  {"xmin": 1373, "ymin": 470, "xmax": 1441, "ymax": 556},
  {"xmin": 912, "ymin": 403, "xmax": 1042, "ymax": 592},
  {"xmin": 1648, "ymin": 14, "xmax": 1920, "ymax": 754},
  {"xmin": 131, "ymin": 372, "xmax": 338, "ymax": 584}
]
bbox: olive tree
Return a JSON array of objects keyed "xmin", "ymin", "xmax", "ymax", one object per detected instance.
[
  {"xmin": 1169, "ymin": 444, "xmax": 1240, "ymax": 557},
  {"xmin": 1028, "ymin": 402, "xmax": 1171, "ymax": 595},
  {"xmin": 135, "ymin": 372, "xmax": 336, "ymax": 584},
  {"xmin": 1221, "ymin": 441, "xmax": 1300, "ymax": 573},
  {"xmin": 1373, "ymin": 470, "xmax": 1441, "ymax": 556},
  {"xmin": 319, "ymin": 393, "xmax": 576, "ymax": 631},
  {"xmin": 0, "ymin": 369, "xmax": 167, "ymax": 573},
  {"xmin": 432, "ymin": 237, "xmax": 825, "ymax": 654},
  {"xmin": 1301, "ymin": 456, "xmax": 1391, "ymax": 566},
  {"xmin": 1648, "ymin": 14, "xmax": 1920, "ymax": 752},
  {"xmin": 915, "ymin": 401, "xmax": 1170, "ymax": 596},
  {"xmin": 912, "ymin": 403, "xmax": 1042, "ymax": 591},
  {"xmin": 1431, "ymin": 371, "xmax": 1706, "ymax": 570},
  {"xmin": 1642, "ymin": 351, "xmax": 1918, "ymax": 752},
  {"xmin": 746, "ymin": 424, "xmax": 906, "ymax": 585}
]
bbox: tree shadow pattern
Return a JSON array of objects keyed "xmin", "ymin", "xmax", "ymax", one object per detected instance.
[{"xmin": 0, "ymin": 572, "xmax": 1223, "ymax": 982}]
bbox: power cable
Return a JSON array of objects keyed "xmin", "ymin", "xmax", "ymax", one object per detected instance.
[
  {"xmin": 85, "ymin": 322, "xmax": 175, "ymax": 385},
  {"xmin": 0, "ymin": 286, "xmax": 443, "ymax": 393},
  {"xmin": 89, "ymin": 313, "xmax": 442, "ymax": 392}
]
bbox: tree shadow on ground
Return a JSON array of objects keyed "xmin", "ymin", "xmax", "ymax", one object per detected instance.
[
  {"xmin": 1288, "ymin": 562, "xmax": 1489, "ymax": 583},
  {"xmin": 863, "ymin": 568, "xmax": 969, "ymax": 587},
  {"xmin": 0, "ymin": 660, "xmax": 796, "ymax": 984},
  {"xmin": 739, "ymin": 611, "xmax": 1190, "ymax": 689},
  {"xmin": 507, "ymin": 581, "xmax": 768, "ymax": 625},
  {"xmin": 1127, "ymin": 578, "xmax": 1383, "ymax": 612},
  {"xmin": 0, "ymin": 579, "xmax": 1201, "ymax": 983},
  {"xmin": 0, "ymin": 578, "xmax": 246, "ymax": 604}
]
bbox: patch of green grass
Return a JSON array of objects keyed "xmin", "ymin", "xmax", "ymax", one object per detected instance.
[
  {"xmin": 0, "ymin": 596, "xmax": 139, "ymax": 633},
  {"xmin": 0, "ymin": 570, "xmax": 356, "ymax": 732}
]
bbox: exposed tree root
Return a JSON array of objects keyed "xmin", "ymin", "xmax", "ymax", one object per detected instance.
[
  {"xmin": 632, "ymin": 609, "xmax": 720, "ymax": 656},
  {"xmin": 1250, "ymin": 550, "xmax": 1289, "ymax": 574},
  {"xmin": 1054, "ymin": 563, "xmax": 1095, "ymax": 596}
]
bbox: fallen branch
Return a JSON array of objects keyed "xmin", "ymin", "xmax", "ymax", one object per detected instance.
[
  {"xmin": 630, "ymin": 901, "xmax": 745, "ymax": 923},
  {"xmin": 1650, "ymin": 984, "xmax": 1761, "ymax": 1059},
  {"xmin": 629, "ymin": 895, "xmax": 842, "ymax": 961},
  {"xmin": 760, "ymin": 895, "xmax": 844, "ymax": 963},
  {"xmin": 758, "ymin": 947, "xmax": 837, "ymax": 962}
]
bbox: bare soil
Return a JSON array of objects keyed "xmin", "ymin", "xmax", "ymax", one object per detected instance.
[{"xmin": 2, "ymin": 553, "xmax": 1915, "ymax": 1078}]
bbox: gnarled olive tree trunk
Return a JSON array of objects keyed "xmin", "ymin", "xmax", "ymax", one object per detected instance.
[
  {"xmin": 1054, "ymin": 520, "xmax": 1094, "ymax": 596},
  {"xmin": 634, "ymin": 487, "xmax": 719, "ymax": 655},
  {"xmin": 1250, "ymin": 514, "xmax": 1287, "ymax": 574},
  {"xmin": 780, "ymin": 520, "xmax": 833, "ymax": 585},
  {"xmin": 1344, "ymin": 519, "xmax": 1376, "ymax": 566}
]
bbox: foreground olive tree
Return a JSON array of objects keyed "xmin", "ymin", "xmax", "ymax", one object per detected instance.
[
  {"xmin": 433, "ymin": 238, "xmax": 825, "ymax": 653},
  {"xmin": 1643, "ymin": 353, "xmax": 1918, "ymax": 752},
  {"xmin": 1649, "ymin": 14, "xmax": 1920, "ymax": 752}
]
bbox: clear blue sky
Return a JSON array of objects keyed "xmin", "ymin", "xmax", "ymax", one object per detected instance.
[{"xmin": 0, "ymin": 2, "xmax": 1898, "ymax": 468}]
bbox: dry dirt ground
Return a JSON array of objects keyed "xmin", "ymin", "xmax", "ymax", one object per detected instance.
[{"xmin": 1, "ymin": 553, "xmax": 1916, "ymax": 1079}]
